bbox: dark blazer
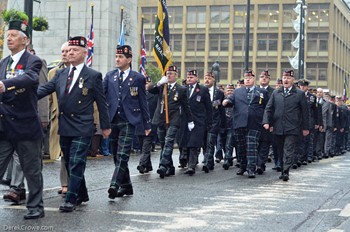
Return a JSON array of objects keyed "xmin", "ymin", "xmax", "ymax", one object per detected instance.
[
  {"xmin": 103, "ymin": 69, "xmax": 151, "ymax": 132},
  {"xmin": 305, "ymin": 92, "xmax": 319, "ymax": 129},
  {"xmin": 0, "ymin": 51, "xmax": 43, "ymax": 140},
  {"xmin": 37, "ymin": 65, "xmax": 110, "ymax": 137},
  {"xmin": 263, "ymin": 86, "xmax": 309, "ymax": 135},
  {"xmin": 184, "ymin": 83, "xmax": 212, "ymax": 148},
  {"xmin": 209, "ymin": 87, "xmax": 226, "ymax": 134},
  {"xmin": 259, "ymin": 86, "xmax": 275, "ymax": 141},
  {"xmin": 226, "ymin": 86, "xmax": 269, "ymax": 131},
  {"xmin": 149, "ymin": 83, "xmax": 193, "ymax": 127}
]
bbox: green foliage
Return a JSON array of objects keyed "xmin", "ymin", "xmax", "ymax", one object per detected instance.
[
  {"xmin": 1, "ymin": 9, "xmax": 28, "ymax": 23},
  {"xmin": 146, "ymin": 63, "xmax": 162, "ymax": 83},
  {"xmin": 33, "ymin": 16, "xmax": 49, "ymax": 31}
]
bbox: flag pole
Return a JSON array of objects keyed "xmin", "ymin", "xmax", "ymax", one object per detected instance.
[{"xmin": 67, "ymin": 3, "xmax": 71, "ymax": 40}]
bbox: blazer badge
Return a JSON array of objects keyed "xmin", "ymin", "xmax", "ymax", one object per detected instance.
[
  {"xmin": 82, "ymin": 87, "xmax": 89, "ymax": 96},
  {"xmin": 130, "ymin": 87, "xmax": 138, "ymax": 96}
]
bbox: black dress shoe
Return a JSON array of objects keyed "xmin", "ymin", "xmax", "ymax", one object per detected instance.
[
  {"xmin": 256, "ymin": 167, "xmax": 263, "ymax": 175},
  {"xmin": 116, "ymin": 187, "xmax": 133, "ymax": 197},
  {"xmin": 292, "ymin": 164, "xmax": 298, "ymax": 169},
  {"xmin": 215, "ymin": 158, "xmax": 222, "ymax": 163},
  {"xmin": 108, "ymin": 185, "xmax": 119, "ymax": 199},
  {"xmin": 137, "ymin": 165, "xmax": 145, "ymax": 174},
  {"xmin": 247, "ymin": 170, "xmax": 255, "ymax": 178},
  {"xmin": 76, "ymin": 196, "xmax": 89, "ymax": 206},
  {"xmin": 157, "ymin": 167, "xmax": 166, "ymax": 179},
  {"xmin": 24, "ymin": 209, "xmax": 45, "ymax": 219},
  {"xmin": 282, "ymin": 174, "xmax": 289, "ymax": 181},
  {"xmin": 236, "ymin": 168, "xmax": 246, "ymax": 175},
  {"xmin": 165, "ymin": 167, "xmax": 175, "ymax": 176},
  {"xmin": 145, "ymin": 166, "xmax": 153, "ymax": 172},
  {"xmin": 222, "ymin": 161, "xmax": 230, "ymax": 170},
  {"xmin": 184, "ymin": 168, "xmax": 195, "ymax": 176},
  {"xmin": 274, "ymin": 166, "xmax": 281, "ymax": 172},
  {"xmin": 302, "ymin": 161, "xmax": 308, "ymax": 165},
  {"xmin": 59, "ymin": 202, "xmax": 76, "ymax": 212},
  {"xmin": 202, "ymin": 165, "xmax": 209, "ymax": 173},
  {"xmin": 297, "ymin": 161, "xmax": 302, "ymax": 167}
]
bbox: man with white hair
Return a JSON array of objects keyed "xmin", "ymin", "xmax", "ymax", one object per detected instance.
[{"xmin": 0, "ymin": 19, "xmax": 44, "ymax": 219}]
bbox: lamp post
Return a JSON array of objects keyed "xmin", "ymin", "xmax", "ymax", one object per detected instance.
[
  {"xmin": 297, "ymin": 0, "xmax": 307, "ymax": 79},
  {"xmin": 244, "ymin": 0, "xmax": 250, "ymax": 71}
]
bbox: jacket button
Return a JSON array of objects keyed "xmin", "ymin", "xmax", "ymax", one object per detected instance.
[
  {"xmin": 78, "ymin": 101, "xmax": 81, "ymax": 104},
  {"xmin": 60, "ymin": 112, "xmax": 63, "ymax": 115},
  {"xmin": 11, "ymin": 118, "xmax": 14, "ymax": 120},
  {"xmin": 71, "ymin": 114, "xmax": 74, "ymax": 117}
]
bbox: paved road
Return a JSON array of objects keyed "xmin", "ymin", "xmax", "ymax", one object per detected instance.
[{"xmin": 1, "ymin": 149, "xmax": 350, "ymax": 232}]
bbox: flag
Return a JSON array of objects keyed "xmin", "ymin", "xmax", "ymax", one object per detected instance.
[
  {"xmin": 152, "ymin": 0, "xmax": 172, "ymax": 75},
  {"xmin": 86, "ymin": 20, "xmax": 94, "ymax": 67},
  {"xmin": 343, "ymin": 76, "xmax": 348, "ymax": 102},
  {"xmin": 118, "ymin": 20, "xmax": 125, "ymax": 46},
  {"xmin": 139, "ymin": 26, "xmax": 147, "ymax": 77}
]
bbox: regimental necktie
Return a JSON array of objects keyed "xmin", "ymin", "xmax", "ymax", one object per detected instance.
[
  {"xmin": 284, "ymin": 88, "xmax": 289, "ymax": 95},
  {"xmin": 119, "ymin": 71, "xmax": 124, "ymax": 82},
  {"xmin": 188, "ymin": 85, "xmax": 193, "ymax": 98},
  {"xmin": 7, "ymin": 57, "xmax": 14, "ymax": 71},
  {"xmin": 65, "ymin": 66, "xmax": 76, "ymax": 94}
]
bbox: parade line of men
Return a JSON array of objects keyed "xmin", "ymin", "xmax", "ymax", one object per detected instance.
[{"xmin": 1, "ymin": 20, "xmax": 349, "ymax": 219}]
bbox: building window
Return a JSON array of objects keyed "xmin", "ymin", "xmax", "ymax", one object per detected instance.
[
  {"xmin": 233, "ymin": 5, "xmax": 254, "ymax": 29},
  {"xmin": 142, "ymin": 7, "xmax": 158, "ymax": 29},
  {"xmin": 210, "ymin": 6, "xmax": 230, "ymax": 28},
  {"xmin": 185, "ymin": 62, "xmax": 204, "ymax": 76},
  {"xmin": 282, "ymin": 33, "xmax": 298, "ymax": 52},
  {"xmin": 187, "ymin": 6, "xmax": 206, "ymax": 25},
  {"xmin": 282, "ymin": 4, "xmax": 297, "ymax": 27},
  {"xmin": 168, "ymin": 7, "xmax": 183, "ymax": 25},
  {"xmin": 307, "ymin": 33, "xmax": 329, "ymax": 57},
  {"xmin": 258, "ymin": 4, "xmax": 279, "ymax": 29},
  {"xmin": 232, "ymin": 62, "xmax": 252, "ymax": 80},
  {"xmin": 186, "ymin": 34, "xmax": 205, "ymax": 51},
  {"xmin": 170, "ymin": 34, "xmax": 182, "ymax": 52},
  {"xmin": 307, "ymin": 3, "xmax": 329, "ymax": 28},
  {"xmin": 256, "ymin": 63, "xmax": 277, "ymax": 80},
  {"xmin": 257, "ymin": 34, "xmax": 278, "ymax": 51},
  {"xmin": 210, "ymin": 34, "xmax": 229, "ymax": 51},
  {"xmin": 307, "ymin": 63, "xmax": 328, "ymax": 81},
  {"xmin": 232, "ymin": 34, "xmax": 253, "ymax": 52}
]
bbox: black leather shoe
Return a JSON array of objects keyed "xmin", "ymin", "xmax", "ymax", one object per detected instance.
[
  {"xmin": 256, "ymin": 167, "xmax": 263, "ymax": 175},
  {"xmin": 108, "ymin": 185, "xmax": 119, "ymax": 199},
  {"xmin": 59, "ymin": 202, "xmax": 76, "ymax": 212},
  {"xmin": 165, "ymin": 167, "xmax": 175, "ymax": 176},
  {"xmin": 116, "ymin": 187, "xmax": 133, "ymax": 197},
  {"xmin": 24, "ymin": 209, "xmax": 45, "ymax": 219},
  {"xmin": 292, "ymin": 164, "xmax": 298, "ymax": 169},
  {"xmin": 215, "ymin": 158, "xmax": 222, "ymax": 163},
  {"xmin": 137, "ymin": 165, "xmax": 145, "ymax": 174},
  {"xmin": 157, "ymin": 167, "xmax": 166, "ymax": 179},
  {"xmin": 302, "ymin": 161, "xmax": 308, "ymax": 165},
  {"xmin": 202, "ymin": 165, "xmax": 209, "ymax": 173},
  {"xmin": 236, "ymin": 168, "xmax": 246, "ymax": 175},
  {"xmin": 222, "ymin": 161, "xmax": 231, "ymax": 170},
  {"xmin": 276, "ymin": 166, "xmax": 282, "ymax": 172},
  {"xmin": 297, "ymin": 161, "xmax": 302, "ymax": 167},
  {"xmin": 145, "ymin": 166, "xmax": 153, "ymax": 173},
  {"xmin": 307, "ymin": 158, "xmax": 312, "ymax": 163},
  {"xmin": 184, "ymin": 168, "xmax": 195, "ymax": 176},
  {"xmin": 282, "ymin": 174, "xmax": 289, "ymax": 181},
  {"xmin": 247, "ymin": 170, "xmax": 255, "ymax": 178},
  {"xmin": 76, "ymin": 196, "xmax": 89, "ymax": 206}
]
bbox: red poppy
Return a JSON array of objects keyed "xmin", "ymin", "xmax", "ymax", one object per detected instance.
[
  {"xmin": 196, "ymin": 88, "xmax": 200, "ymax": 92},
  {"xmin": 16, "ymin": 64, "xmax": 23, "ymax": 70}
]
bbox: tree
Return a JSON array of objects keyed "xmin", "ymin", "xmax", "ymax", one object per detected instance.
[{"xmin": 146, "ymin": 63, "xmax": 162, "ymax": 83}]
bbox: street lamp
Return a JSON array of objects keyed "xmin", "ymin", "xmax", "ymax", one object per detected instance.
[
  {"xmin": 297, "ymin": 0, "xmax": 307, "ymax": 79},
  {"xmin": 244, "ymin": 0, "xmax": 251, "ymax": 71}
]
